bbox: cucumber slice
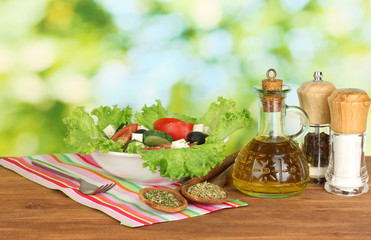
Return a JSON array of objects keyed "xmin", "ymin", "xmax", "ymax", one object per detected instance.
[{"xmin": 143, "ymin": 130, "xmax": 174, "ymax": 147}]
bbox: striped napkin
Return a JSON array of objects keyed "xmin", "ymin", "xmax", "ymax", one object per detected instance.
[{"xmin": 0, "ymin": 153, "xmax": 247, "ymax": 227}]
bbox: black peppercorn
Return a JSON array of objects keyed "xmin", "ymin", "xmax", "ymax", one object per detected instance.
[{"xmin": 302, "ymin": 132, "xmax": 330, "ymax": 168}]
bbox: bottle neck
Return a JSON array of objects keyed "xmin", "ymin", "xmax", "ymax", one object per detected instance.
[
  {"xmin": 256, "ymin": 103, "xmax": 287, "ymax": 142},
  {"xmin": 254, "ymin": 89, "xmax": 289, "ymax": 142}
]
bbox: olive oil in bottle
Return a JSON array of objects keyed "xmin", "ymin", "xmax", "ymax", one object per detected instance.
[{"xmin": 233, "ymin": 137, "xmax": 309, "ymax": 198}]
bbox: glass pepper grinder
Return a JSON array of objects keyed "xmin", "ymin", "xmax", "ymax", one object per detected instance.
[
  {"xmin": 233, "ymin": 68, "xmax": 310, "ymax": 198},
  {"xmin": 297, "ymin": 72, "xmax": 336, "ymax": 184},
  {"xmin": 325, "ymin": 88, "xmax": 371, "ymax": 196}
]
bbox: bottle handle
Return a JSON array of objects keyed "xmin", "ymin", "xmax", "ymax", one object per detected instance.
[{"xmin": 285, "ymin": 105, "xmax": 310, "ymax": 143}]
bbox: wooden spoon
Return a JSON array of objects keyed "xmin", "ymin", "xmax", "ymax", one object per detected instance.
[
  {"xmin": 179, "ymin": 150, "xmax": 239, "ymax": 204},
  {"xmin": 209, "ymin": 164, "xmax": 234, "ymax": 187},
  {"xmin": 181, "ymin": 183, "xmax": 229, "ymax": 205},
  {"xmin": 180, "ymin": 150, "xmax": 239, "ymax": 191},
  {"xmin": 138, "ymin": 187, "xmax": 188, "ymax": 213}
]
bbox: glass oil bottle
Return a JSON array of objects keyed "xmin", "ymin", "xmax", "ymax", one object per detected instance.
[{"xmin": 233, "ymin": 69, "xmax": 310, "ymax": 198}]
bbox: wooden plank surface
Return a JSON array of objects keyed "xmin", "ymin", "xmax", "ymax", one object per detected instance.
[{"xmin": 1, "ymin": 157, "xmax": 371, "ymax": 240}]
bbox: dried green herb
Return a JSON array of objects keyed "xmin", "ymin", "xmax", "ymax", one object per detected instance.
[
  {"xmin": 187, "ymin": 182, "xmax": 227, "ymax": 199},
  {"xmin": 143, "ymin": 190, "xmax": 182, "ymax": 207}
]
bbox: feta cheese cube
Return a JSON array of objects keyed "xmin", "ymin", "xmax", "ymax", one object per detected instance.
[
  {"xmin": 132, "ymin": 133, "xmax": 143, "ymax": 142},
  {"xmin": 103, "ymin": 125, "xmax": 116, "ymax": 138},
  {"xmin": 171, "ymin": 139, "xmax": 190, "ymax": 149},
  {"xmin": 138, "ymin": 125, "xmax": 149, "ymax": 131},
  {"xmin": 203, "ymin": 126, "xmax": 211, "ymax": 135},
  {"xmin": 193, "ymin": 124, "xmax": 204, "ymax": 133}
]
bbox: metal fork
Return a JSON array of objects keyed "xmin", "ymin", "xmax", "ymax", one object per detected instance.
[{"xmin": 31, "ymin": 159, "xmax": 116, "ymax": 195}]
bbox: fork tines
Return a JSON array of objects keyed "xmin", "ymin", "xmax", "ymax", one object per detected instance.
[{"xmin": 93, "ymin": 183, "xmax": 116, "ymax": 195}]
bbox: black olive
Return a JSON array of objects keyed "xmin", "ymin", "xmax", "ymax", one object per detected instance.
[
  {"xmin": 187, "ymin": 131, "xmax": 206, "ymax": 145},
  {"xmin": 135, "ymin": 129, "xmax": 147, "ymax": 133}
]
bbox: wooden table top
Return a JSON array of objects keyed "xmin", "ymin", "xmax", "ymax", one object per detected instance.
[{"xmin": 1, "ymin": 157, "xmax": 371, "ymax": 240}]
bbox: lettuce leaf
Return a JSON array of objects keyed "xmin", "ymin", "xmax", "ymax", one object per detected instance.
[
  {"xmin": 134, "ymin": 100, "xmax": 196, "ymax": 129},
  {"xmin": 63, "ymin": 106, "xmax": 126, "ymax": 155},
  {"xmin": 140, "ymin": 141, "xmax": 226, "ymax": 179},
  {"xmin": 197, "ymin": 97, "xmax": 254, "ymax": 143},
  {"xmin": 134, "ymin": 100, "xmax": 168, "ymax": 129},
  {"xmin": 125, "ymin": 141, "xmax": 147, "ymax": 154},
  {"xmin": 206, "ymin": 109, "xmax": 254, "ymax": 143},
  {"xmin": 91, "ymin": 105, "xmax": 132, "ymax": 134},
  {"xmin": 198, "ymin": 97, "xmax": 238, "ymax": 130}
]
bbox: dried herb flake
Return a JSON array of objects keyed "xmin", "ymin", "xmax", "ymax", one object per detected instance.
[
  {"xmin": 187, "ymin": 182, "xmax": 227, "ymax": 199},
  {"xmin": 143, "ymin": 190, "xmax": 182, "ymax": 207}
]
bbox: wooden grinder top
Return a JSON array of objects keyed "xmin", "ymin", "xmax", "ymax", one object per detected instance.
[
  {"xmin": 328, "ymin": 88, "xmax": 371, "ymax": 134},
  {"xmin": 297, "ymin": 72, "xmax": 336, "ymax": 124}
]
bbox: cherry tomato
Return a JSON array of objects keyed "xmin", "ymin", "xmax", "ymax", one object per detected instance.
[
  {"xmin": 153, "ymin": 118, "xmax": 182, "ymax": 130},
  {"xmin": 154, "ymin": 118, "xmax": 194, "ymax": 141},
  {"xmin": 110, "ymin": 123, "xmax": 138, "ymax": 145}
]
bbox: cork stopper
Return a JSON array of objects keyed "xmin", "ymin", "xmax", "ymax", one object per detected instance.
[
  {"xmin": 297, "ymin": 72, "xmax": 336, "ymax": 124},
  {"xmin": 328, "ymin": 88, "xmax": 371, "ymax": 134},
  {"xmin": 261, "ymin": 68, "xmax": 284, "ymax": 112},
  {"xmin": 262, "ymin": 69, "xmax": 283, "ymax": 91}
]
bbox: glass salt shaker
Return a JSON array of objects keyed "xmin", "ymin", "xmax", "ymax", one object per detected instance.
[
  {"xmin": 297, "ymin": 72, "xmax": 336, "ymax": 184},
  {"xmin": 325, "ymin": 88, "xmax": 371, "ymax": 196}
]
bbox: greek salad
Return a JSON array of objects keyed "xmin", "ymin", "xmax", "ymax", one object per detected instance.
[{"xmin": 63, "ymin": 97, "xmax": 254, "ymax": 179}]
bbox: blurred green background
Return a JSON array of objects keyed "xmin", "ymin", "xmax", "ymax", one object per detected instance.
[{"xmin": 1, "ymin": 0, "xmax": 371, "ymax": 156}]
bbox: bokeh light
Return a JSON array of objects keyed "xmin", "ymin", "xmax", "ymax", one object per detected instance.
[{"xmin": 1, "ymin": 0, "xmax": 371, "ymax": 156}]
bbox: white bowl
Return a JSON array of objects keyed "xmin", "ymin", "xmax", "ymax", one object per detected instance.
[{"xmin": 90, "ymin": 151, "xmax": 179, "ymax": 185}]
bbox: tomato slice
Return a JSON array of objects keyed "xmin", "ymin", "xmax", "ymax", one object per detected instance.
[
  {"xmin": 154, "ymin": 119, "xmax": 194, "ymax": 141},
  {"xmin": 110, "ymin": 123, "xmax": 138, "ymax": 145},
  {"xmin": 153, "ymin": 118, "xmax": 183, "ymax": 130}
]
